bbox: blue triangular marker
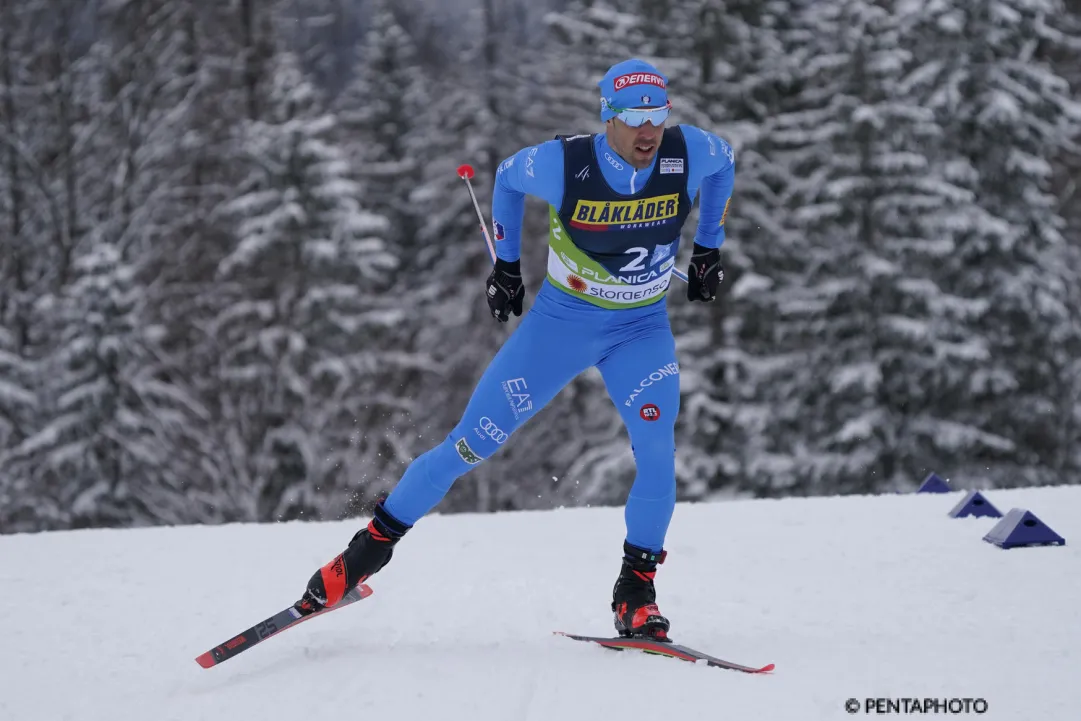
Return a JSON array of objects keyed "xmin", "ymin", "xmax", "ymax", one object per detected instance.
[
  {"xmin": 918, "ymin": 472, "xmax": 951, "ymax": 493},
  {"xmin": 983, "ymin": 509, "xmax": 1065, "ymax": 549},
  {"xmin": 948, "ymin": 490, "xmax": 1003, "ymax": 519}
]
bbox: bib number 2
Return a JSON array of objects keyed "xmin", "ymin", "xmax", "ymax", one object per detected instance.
[{"xmin": 619, "ymin": 247, "xmax": 649, "ymax": 272}]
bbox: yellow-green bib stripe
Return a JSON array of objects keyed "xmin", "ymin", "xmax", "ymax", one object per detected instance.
[{"xmin": 545, "ymin": 207, "xmax": 673, "ymax": 310}]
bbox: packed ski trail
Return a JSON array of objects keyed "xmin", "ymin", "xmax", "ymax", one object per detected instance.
[{"xmin": 2, "ymin": 485, "xmax": 1080, "ymax": 720}]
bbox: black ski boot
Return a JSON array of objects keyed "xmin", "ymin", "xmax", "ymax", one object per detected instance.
[
  {"xmin": 611, "ymin": 541, "xmax": 671, "ymax": 640},
  {"xmin": 296, "ymin": 500, "xmax": 410, "ymax": 615}
]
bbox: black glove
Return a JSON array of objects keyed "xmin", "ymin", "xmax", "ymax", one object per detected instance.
[
  {"xmin": 687, "ymin": 242, "xmax": 723, "ymax": 302},
  {"xmin": 485, "ymin": 257, "xmax": 525, "ymax": 322}
]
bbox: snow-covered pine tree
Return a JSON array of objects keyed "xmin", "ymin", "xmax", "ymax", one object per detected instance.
[
  {"xmin": 81, "ymin": 0, "xmax": 217, "ymax": 265},
  {"xmin": 1054, "ymin": 1, "xmax": 1081, "ymax": 477},
  {"xmin": 0, "ymin": 325, "xmax": 36, "ymax": 532},
  {"xmin": 334, "ymin": 0, "xmax": 427, "ymax": 250},
  {"xmin": 85, "ymin": 0, "xmax": 281, "ymax": 527},
  {"xmin": 14, "ymin": 0, "xmax": 95, "ymax": 293},
  {"xmin": 212, "ymin": 51, "xmax": 397, "ymax": 521},
  {"xmin": 0, "ymin": 0, "xmax": 39, "ymax": 505},
  {"xmin": 689, "ymin": 0, "xmax": 842, "ymax": 499},
  {"xmin": 745, "ymin": 0, "xmax": 994, "ymax": 496},
  {"xmin": 78, "ymin": 0, "xmax": 244, "ymax": 528},
  {"xmin": 324, "ymin": 0, "xmax": 456, "ymax": 517},
  {"xmin": 1055, "ymin": 0, "xmax": 1081, "ymax": 238},
  {"xmin": 0, "ymin": 0, "xmax": 159, "ymax": 527},
  {"xmin": 217, "ymin": 0, "xmax": 279, "ymax": 122},
  {"xmin": 127, "ymin": 0, "xmax": 284, "ymax": 524},
  {"xmin": 275, "ymin": 0, "xmax": 357, "ymax": 92},
  {"xmin": 542, "ymin": 0, "xmax": 645, "ymax": 136},
  {"xmin": 5, "ymin": 241, "xmax": 214, "ymax": 529},
  {"xmin": 907, "ymin": 0, "xmax": 1081, "ymax": 487}
]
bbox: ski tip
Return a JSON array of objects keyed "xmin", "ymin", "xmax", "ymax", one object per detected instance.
[
  {"xmin": 357, "ymin": 583, "xmax": 374, "ymax": 599},
  {"xmin": 195, "ymin": 651, "xmax": 216, "ymax": 669},
  {"xmin": 755, "ymin": 663, "xmax": 776, "ymax": 674}
]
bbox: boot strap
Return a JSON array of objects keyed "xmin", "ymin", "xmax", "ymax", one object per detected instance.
[{"xmin": 623, "ymin": 541, "xmax": 666, "ymax": 566}]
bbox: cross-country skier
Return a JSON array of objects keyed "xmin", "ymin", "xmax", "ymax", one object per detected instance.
[{"xmin": 296, "ymin": 58, "xmax": 734, "ymax": 640}]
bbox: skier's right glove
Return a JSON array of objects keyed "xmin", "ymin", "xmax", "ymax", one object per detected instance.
[{"xmin": 485, "ymin": 257, "xmax": 525, "ymax": 322}]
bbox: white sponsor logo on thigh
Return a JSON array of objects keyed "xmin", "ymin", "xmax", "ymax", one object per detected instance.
[{"xmin": 625, "ymin": 362, "xmax": 680, "ymax": 407}]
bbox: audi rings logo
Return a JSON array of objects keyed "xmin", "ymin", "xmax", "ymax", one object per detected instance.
[{"xmin": 477, "ymin": 417, "xmax": 508, "ymax": 444}]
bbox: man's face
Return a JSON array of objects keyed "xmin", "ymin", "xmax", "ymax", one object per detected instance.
[{"xmin": 607, "ymin": 113, "xmax": 664, "ymax": 170}]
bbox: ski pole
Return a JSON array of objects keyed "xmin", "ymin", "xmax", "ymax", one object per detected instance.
[
  {"xmin": 455, "ymin": 163, "xmax": 688, "ymax": 284},
  {"xmin": 456, "ymin": 164, "xmax": 497, "ymax": 264}
]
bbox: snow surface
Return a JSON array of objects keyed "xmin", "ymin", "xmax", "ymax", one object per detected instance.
[{"xmin": 3, "ymin": 485, "xmax": 1080, "ymax": 721}]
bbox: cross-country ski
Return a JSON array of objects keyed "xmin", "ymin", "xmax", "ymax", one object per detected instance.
[
  {"xmin": 555, "ymin": 631, "xmax": 775, "ymax": 674},
  {"xmin": 195, "ymin": 584, "xmax": 373, "ymax": 669}
]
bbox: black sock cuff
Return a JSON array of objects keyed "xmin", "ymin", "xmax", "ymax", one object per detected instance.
[{"xmin": 373, "ymin": 501, "xmax": 411, "ymax": 539}]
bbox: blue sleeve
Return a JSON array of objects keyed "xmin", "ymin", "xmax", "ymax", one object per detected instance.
[
  {"xmin": 681, "ymin": 124, "xmax": 735, "ymax": 250},
  {"xmin": 491, "ymin": 140, "xmax": 565, "ymax": 262}
]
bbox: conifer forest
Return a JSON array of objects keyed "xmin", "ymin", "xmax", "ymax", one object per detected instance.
[{"xmin": 2, "ymin": 0, "xmax": 1080, "ymax": 533}]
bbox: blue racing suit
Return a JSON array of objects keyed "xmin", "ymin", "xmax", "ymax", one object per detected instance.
[{"xmin": 382, "ymin": 125, "xmax": 735, "ymax": 553}]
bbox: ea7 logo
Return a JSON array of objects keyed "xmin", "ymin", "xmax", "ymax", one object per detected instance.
[
  {"xmin": 502, "ymin": 377, "xmax": 532, "ymax": 419},
  {"xmin": 525, "ymin": 147, "xmax": 538, "ymax": 177}
]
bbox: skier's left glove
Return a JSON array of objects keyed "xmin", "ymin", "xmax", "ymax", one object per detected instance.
[
  {"xmin": 485, "ymin": 257, "xmax": 525, "ymax": 322},
  {"xmin": 687, "ymin": 242, "xmax": 723, "ymax": 302}
]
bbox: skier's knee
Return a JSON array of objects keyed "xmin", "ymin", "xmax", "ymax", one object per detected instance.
[
  {"xmin": 629, "ymin": 433, "xmax": 676, "ymax": 479},
  {"xmin": 630, "ymin": 431, "xmax": 675, "ymax": 462}
]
